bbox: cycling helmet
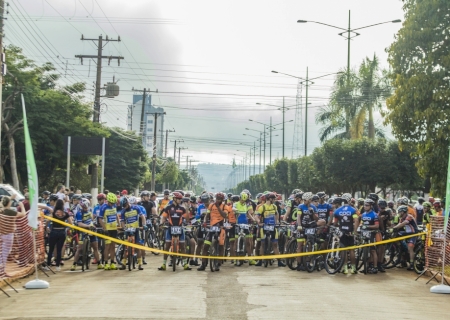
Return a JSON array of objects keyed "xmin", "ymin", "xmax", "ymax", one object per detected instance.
[
  {"xmin": 240, "ymin": 192, "xmax": 248, "ymax": 201},
  {"xmin": 227, "ymin": 193, "xmax": 233, "ymax": 198},
  {"xmin": 397, "ymin": 205, "xmax": 408, "ymax": 214},
  {"xmin": 215, "ymin": 192, "xmax": 226, "ymax": 201},
  {"xmin": 428, "ymin": 196, "xmax": 435, "ymax": 204},
  {"xmin": 423, "ymin": 202, "xmax": 432, "ymax": 208},
  {"xmin": 260, "ymin": 194, "xmax": 266, "ymax": 202},
  {"xmin": 417, "ymin": 197, "xmax": 425, "ymax": 204},
  {"xmin": 311, "ymin": 194, "xmax": 319, "ymax": 201},
  {"xmin": 231, "ymin": 195, "xmax": 240, "ymax": 202},
  {"xmin": 209, "ymin": 192, "xmax": 214, "ymax": 200},
  {"xmin": 49, "ymin": 194, "xmax": 58, "ymax": 201},
  {"xmin": 294, "ymin": 192, "xmax": 303, "ymax": 199},
  {"xmin": 368, "ymin": 193, "xmax": 379, "ymax": 202},
  {"xmin": 267, "ymin": 192, "xmax": 276, "ymax": 200},
  {"xmin": 387, "ymin": 200, "xmax": 395, "ymax": 208},
  {"xmin": 378, "ymin": 199, "xmax": 387, "ymax": 209},
  {"xmin": 433, "ymin": 199, "xmax": 441, "ymax": 206},
  {"xmin": 200, "ymin": 193, "xmax": 210, "ymax": 202},
  {"xmin": 140, "ymin": 191, "xmax": 150, "ymax": 197},
  {"xmin": 341, "ymin": 193, "xmax": 352, "ymax": 203},
  {"xmin": 72, "ymin": 194, "xmax": 82, "ymax": 200},
  {"xmin": 174, "ymin": 190, "xmax": 184, "ymax": 196},
  {"xmin": 256, "ymin": 193, "xmax": 263, "ymax": 199},
  {"xmin": 190, "ymin": 196, "xmax": 197, "ymax": 203},
  {"xmin": 120, "ymin": 196, "xmax": 129, "ymax": 207},
  {"xmin": 364, "ymin": 198, "xmax": 374, "ymax": 206},
  {"xmin": 333, "ymin": 197, "xmax": 342, "ymax": 205},
  {"xmin": 358, "ymin": 198, "xmax": 365, "ymax": 205},
  {"xmin": 172, "ymin": 192, "xmax": 183, "ymax": 199},
  {"xmin": 83, "ymin": 193, "xmax": 92, "ymax": 200},
  {"xmin": 302, "ymin": 192, "xmax": 313, "ymax": 201},
  {"xmin": 163, "ymin": 189, "xmax": 170, "ymax": 195},
  {"xmin": 242, "ymin": 189, "xmax": 250, "ymax": 194},
  {"xmin": 128, "ymin": 196, "xmax": 137, "ymax": 205},
  {"xmin": 185, "ymin": 193, "xmax": 191, "ymax": 198},
  {"xmin": 97, "ymin": 193, "xmax": 106, "ymax": 200},
  {"xmin": 399, "ymin": 197, "xmax": 409, "ymax": 205},
  {"xmin": 328, "ymin": 197, "xmax": 334, "ymax": 204},
  {"xmin": 317, "ymin": 192, "xmax": 326, "ymax": 199},
  {"xmin": 42, "ymin": 191, "xmax": 51, "ymax": 196},
  {"xmin": 79, "ymin": 199, "xmax": 90, "ymax": 211},
  {"xmin": 106, "ymin": 193, "xmax": 117, "ymax": 204},
  {"xmin": 292, "ymin": 189, "xmax": 301, "ymax": 195}
]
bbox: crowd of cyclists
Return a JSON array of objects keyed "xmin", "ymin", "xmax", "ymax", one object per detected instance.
[{"xmin": 40, "ymin": 187, "xmax": 443, "ymax": 275}]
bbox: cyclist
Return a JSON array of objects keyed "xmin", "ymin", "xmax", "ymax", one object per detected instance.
[
  {"xmin": 376, "ymin": 199, "xmax": 392, "ymax": 272},
  {"xmin": 70, "ymin": 194, "xmax": 82, "ymax": 217},
  {"xmin": 316, "ymin": 192, "xmax": 332, "ymax": 226},
  {"xmin": 226, "ymin": 195, "xmax": 238, "ymax": 264},
  {"xmin": 227, "ymin": 193, "xmax": 233, "ymax": 205},
  {"xmin": 255, "ymin": 192, "xmax": 286, "ymax": 267},
  {"xmin": 360, "ymin": 198, "xmax": 381, "ymax": 274},
  {"xmin": 158, "ymin": 192, "xmax": 192, "ymax": 271},
  {"xmin": 71, "ymin": 199, "xmax": 103, "ymax": 270},
  {"xmin": 284, "ymin": 192, "xmax": 302, "ymax": 223},
  {"xmin": 422, "ymin": 202, "xmax": 433, "ymax": 225},
  {"xmin": 98, "ymin": 193, "xmax": 119, "ymax": 270},
  {"xmin": 41, "ymin": 191, "xmax": 51, "ymax": 204},
  {"xmin": 197, "ymin": 192, "xmax": 229, "ymax": 271},
  {"xmin": 193, "ymin": 193, "xmax": 210, "ymax": 266},
  {"xmin": 392, "ymin": 205, "xmax": 419, "ymax": 271},
  {"xmin": 295, "ymin": 192, "xmax": 318, "ymax": 271},
  {"xmin": 232, "ymin": 192, "xmax": 256, "ymax": 266},
  {"xmin": 387, "ymin": 200, "xmax": 396, "ymax": 215},
  {"xmin": 92, "ymin": 193, "xmax": 106, "ymax": 265},
  {"xmin": 414, "ymin": 197, "xmax": 425, "ymax": 225},
  {"xmin": 333, "ymin": 193, "xmax": 359, "ymax": 274},
  {"xmin": 367, "ymin": 193, "xmax": 379, "ymax": 213},
  {"xmin": 131, "ymin": 195, "xmax": 149, "ymax": 265},
  {"xmin": 158, "ymin": 189, "xmax": 171, "ymax": 215},
  {"xmin": 119, "ymin": 196, "xmax": 146, "ymax": 270},
  {"xmin": 433, "ymin": 199, "xmax": 443, "ymax": 216}
]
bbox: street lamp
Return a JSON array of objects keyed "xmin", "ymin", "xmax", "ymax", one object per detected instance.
[
  {"xmin": 297, "ymin": 12, "xmax": 401, "ymax": 84},
  {"xmin": 245, "ymin": 128, "xmax": 268, "ymax": 174},
  {"xmin": 272, "ymin": 70, "xmax": 343, "ymax": 156},
  {"xmin": 256, "ymin": 100, "xmax": 297, "ymax": 158},
  {"xmin": 244, "ymin": 134, "xmax": 261, "ymax": 176}
]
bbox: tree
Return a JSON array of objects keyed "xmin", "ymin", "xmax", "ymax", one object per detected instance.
[
  {"xmin": 156, "ymin": 160, "xmax": 179, "ymax": 186},
  {"xmin": 103, "ymin": 128, "xmax": 148, "ymax": 192},
  {"xmin": 385, "ymin": 0, "xmax": 450, "ymax": 196}
]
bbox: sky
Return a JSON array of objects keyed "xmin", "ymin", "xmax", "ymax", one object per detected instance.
[{"xmin": 6, "ymin": 0, "xmax": 405, "ymax": 169}]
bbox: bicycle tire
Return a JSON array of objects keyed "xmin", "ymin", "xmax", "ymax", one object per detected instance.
[
  {"xmin": 304, "ymin": 240, "xmax": 316, "ymax": 273},
  {"xmin": 363, "ymin": 247, "xmax": 369, "ymax": 274},
  {"xmin": 116, "ymin": 244, "xmax": 125, "ymax": 266},
  {"xmin": 82, "ymin": 237, "xmax": 90, "ymax": 272},
  {"xmin": 413, "ymin": 245, "xmax": 425, "ymax": 274},
  {"xmin": 278, "ymin": 233, "xmax": 286, "ymax": 254},
  {"xmin": 209, "ymin": 239, "xmax": 217, "ymax": 272},
  {"xmin": 356, "ymin": 247, "xmax": 365, "ymax": 270},
  {"xmin": 286, "ymin": 240, "xmax": 298, "ymax": 270},
  {"xmin": 172, "ymin": 238, "xmax": 177, "ymax": 272},
  {"xmin": 325, "ymin": 242, "xmax": 345, "ymax": 274},
  {"xmin": 63, "ymin": 238, "xmax": 77, "ymax": 260},
  {"xmin": 264, "ymin": 237, "xmax": 270, "ymax": 268},
  {"xmin": 237, "ymin": 236, "xmax": 245, "ymax": 266},
  {"xmin": 382, "ymin": 242, "xmax": 399, "ymax": 269},
  {"xmin": 148, "ymin": 230, "xmax": 161, "ymax": 255}
]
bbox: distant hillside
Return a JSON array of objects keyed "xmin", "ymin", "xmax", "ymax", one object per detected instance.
[{"xmin": 197, "ymin": 163, "xmax": 233, "ymax": 192}]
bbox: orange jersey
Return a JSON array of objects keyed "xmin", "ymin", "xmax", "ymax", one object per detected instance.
[
  {"xmin": 407, "ymin": 206, "xmax": 416, "ymax": 219},
  {"xmin": 208, "ymin": 203, "xmax": 229, "ymax": 226},
  {"xmin": 158, "ymin": 198, "xmax": 170, "ymax": 213},
  {"xmin": 226, "ymin": 203, "xmax": 236, "ymax": 223}
]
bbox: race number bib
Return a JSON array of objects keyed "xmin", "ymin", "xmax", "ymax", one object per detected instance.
[
  {"xmin": 210, "ymin": 226, "xmax": 220, "ymax": 232},
  {"xmin": 304, "ymin": 228, "xmax": 315, "ymax": 235},
  {"xmin": 263, "ymin": 225, "xmax": 274, "ymax": 231},
  {"xmin": 171, "ymin": 226, "xmax": 182, "ymax": 235}
]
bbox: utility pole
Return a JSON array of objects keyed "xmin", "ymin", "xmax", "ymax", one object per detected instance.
[
  {"xmin": 0, "ymin": 0, "xmax": 4, "ymax": 183},
  {"xmin": 162, "ymin": 129, "xmax": 175, "ymax": 158},
  {"xmin": 147, "ymin": 111, "xmax": 166, "ymax": 192},
  {"xmin": 259, "ymin": 132, "xmax": 262, "ymax": 174},
  {"xmin": 171, "ymin": 139, "xmax": 184, "ymax": 163},
  {"xmin": 279, "ymin": 97, "xmax": 290, "ymax": 158},
  {"xmin": 178, "ymin": 147, "xmax": 187, "ymax": 166},
  {"xmin": 269, "ymin": 117, "xmax": 272, "ymax": 165},
  {"xmin": 253, "ymin": 141, "xmax": 256, "ymax": 176},
  {"xmin": 75, "ymin": 35, "xmax": 123, "ymax": 201},
  {"xmin": 305, "ymin": 67, "xmax": 309, "ymax": 156}
]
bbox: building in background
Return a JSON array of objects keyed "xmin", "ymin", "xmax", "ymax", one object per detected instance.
[{"xmin": 127, "ymin": 94, "xmax": 164, "ymax": 157}]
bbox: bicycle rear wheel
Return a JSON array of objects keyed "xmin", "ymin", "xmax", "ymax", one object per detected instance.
[
  {"xmin": 413, "ymin": 245, "xmax": 425, "ymax": 274},
  {"xmin": 363, "ymin": 247, "xmax": 369, "ymax": 274},
  {"xmin": 325, "ymin": 242, "xmax": 345, "ymax": 274},
  {"xmin": 263, "ymin": 237, "xmax": 270, "ymax": 268},
  {"xmin": 383, "ymin": 243, "xmax": 401, "ymax": 269},
  {"xmin": 115, "ymin": 244, "xmax": 125, "ymax": 266},
  {"xmin": 237, "ymin": 236, "xmax": 245, "ymax": 266},
  {"xmin": 286, "ymin": 240, "xmax": 298, "ymax": 270},
  {"xmin": 82, "ymin": 237, "xmax": 90, "ymax": 272},
  {"xmin": 63, "ymin": 238, "xmax": 77, "ymax": 260},
  {"xmin": 304, "ymin": 240, "xmax": 316, "ymax": 273},
  {"xmin": 209, "ymin": 240, "xmax": 219, "ymax": 272},
  {"xmin": 148, "ymin": 230, "xmax": 161, "ymax": 255},
  {"xmin": 128, "ymin": 245, "xmax": 132, "ymax": 271}
]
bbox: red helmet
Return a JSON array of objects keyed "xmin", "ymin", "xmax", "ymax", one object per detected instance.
[
  {"xmin": 97, "ymin": 193, "xmax": 106, "ymax": 200},
  {"xmin": 172, "ymin": 192, "xmax": 183, "ymax": 199},
  {"xmin": 121, "ymin": 189, "xmax": 128, "ymax": 195},
  {"xmin": 215, "ymin": 192, "xmax": 226, "ymax": 200}
]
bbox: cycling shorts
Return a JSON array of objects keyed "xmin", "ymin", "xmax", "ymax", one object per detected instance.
[
  {"xmin": 165, "ymin": 228, "xmax": 186, "ymax": 243},
  {"xmin": 259, "ymin": 227, "xmax": 278, "ymax": 243},
  {"xmin": 105, "ymin": 230, "xmax": 118, "ymax": 244},
  {"xmin": 399, "ymin": 231, "xmax": 416, "ymax": 246},
  {"xmin": 227, "ymin": 224, "xmax": 236, "ymax": 240},
  {"xmin": 197, "ymin": 226, "xmax": 206, "ymax": 240},
  {"xmin": 80, "ymin": 232, "xmax": 97, "ymax": 243},
  {"xmin": 235, "ymin": 225, "xmax": 252, "ymax": 238},
  {"xmin": 124, "ymin": 229, "xmax": 142, "ymax": 245},
  {"xmin": 340, "ymin": 234, "xmax": 354, "ymax": 247},
  {"xmin": 205, "ymin": 228, "xmax": 225, "ymax": 246}
]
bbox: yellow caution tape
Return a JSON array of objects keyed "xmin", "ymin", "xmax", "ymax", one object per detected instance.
[{"xmin": 42, "ymin": 213, "xmax": 426, "ymax": 260}]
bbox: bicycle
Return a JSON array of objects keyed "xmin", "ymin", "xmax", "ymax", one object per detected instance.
[
  {"xmin": 145, "ymin": 219, "xmax": 161, "ymax": 255},
  {"xmin": 356, "ymin": 229, "xmax": 378, "ymax": 274},
  {"xmin": 123, "ymin": 227, "xmax": 137, "ymax": 271},
  {"xmin": 78, "ymin": 232, "xmax": 92, "ymax": 272},
  {"xmin": 261, "ymin": 223, "xmax": 280, "ymax": 268},
  {"xmin": 286, "ymin": 224, "xmax": 300, "ymax": 270},
  {"xmin": 302, "ymin": 226, "xmax": 318, "ymax": 272},
  {"xmin": 324, "ymin": 226, "xmax": 346, "ymax": 274},
  {"xmin": 163, "ymin": 224, "xmax": 184, "ymax": 272},
  {"xmin": 207, "ymin": 224, "xmax": 223, "ymax": 272}
]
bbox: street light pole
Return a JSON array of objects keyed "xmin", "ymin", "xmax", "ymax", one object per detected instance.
[
  {"xmin": 305, "ymin": 67, "xmax": 309, "ymax": 156},
  {"xmin": 259, "ymin": 132, "xmax": 262, "ymax": 174},
  {"xmin": 282, "ymin": 97, "xmax": 285, "ymax": 158},
  {"xmin": 270, "ymin": 117, "xmax": 272, "ymax": 165}
]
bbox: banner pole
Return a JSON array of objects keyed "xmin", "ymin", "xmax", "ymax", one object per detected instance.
[{"xmin": 25, "ymin": 229, "xmax": 49, "ymax": 289}]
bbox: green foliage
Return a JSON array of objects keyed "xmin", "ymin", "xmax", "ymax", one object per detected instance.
[
  {"xmin": 385, "ymin": 0, "xmax": 450, "ymax": 196},
  {"xmin": 156, "ymin": 160, "xmax": 179, "ymax": 184},
  {"xmin": 103, "ymin": 128, "xmax": 148, "ymax": 191}
]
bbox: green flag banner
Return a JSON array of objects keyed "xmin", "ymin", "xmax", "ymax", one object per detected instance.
[
  {"xmin": 445, "ymin": 146, "xmax": 450, "ymax": 230},
  {"xmin": 21, "ymin": 94, "xmax": 39, "ymax": 229}
]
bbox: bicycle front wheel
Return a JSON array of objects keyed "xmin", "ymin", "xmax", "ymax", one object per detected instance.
[
  {"xmin": 325, "ymin": 242, "xmax": 345, "ymax": 274},
  {"xmin": 304, "ymin": 240, "xmax": 316, "ymax": 273},
  {"xmin": 413, "ymin": 245, "xmax": 425, "ymax": 274},
  {"xmin": 286, "ymin": 240, "xmax": 298, "ymax": 270},
  {"xmin": 82, "ymin": 237, "xmax": 90, "ymax": 272},
  {"xmin": 263, "ymin": 237, "xmax": 270, "ymax": 268}
]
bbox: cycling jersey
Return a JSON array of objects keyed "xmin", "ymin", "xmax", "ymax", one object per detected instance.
[
  {"xmin": 196, "ymin": 203, "xmax": 207, "ymax": 220},
  {"xmin": 378, "ymin": 208, "xmax": 392, "ymax": 231},
  {"xmin": 75, "ymin": 210, "xmax": 94, "ymax": 227},
  {"xmin": 158, "ymin": 198, "xmax": 170, "ymax": 214},
  {"xmin": 257, "ymin": 203, "xmax": 277, "ymax": 225},
  {"xmin": 286, "ymin": 199, "xmax": 300, "ymax": 222},
  {"xmin": 414, "ymin": 204, "xmax": 424, "ymax": 225},
  {"xmin": 227, "ymin": 204, "xmax": 237, "ymax": 224},
  {"xmin": 361, "ymin": 210, "xmax": 379, "ymax": 227},
  {"xmin": 208, "ymin": 203, "xmax": 228, "ymax": 226},
  {"xmin": 162, "ymin": 203, "xmax": 187, "ymax": 226},
  {"xmin": 407, "ymin": 206, "xmax": 417, "ymax": 219},
  {"xmin": 139, "ymin": 200, "xmax": 155, "ymax": 219},
  {"xmin": 298, "ymin": 204, "xmax": 317, "ymax": 227},
  {"xmin": 234, "ymin": 201, "xmax": 251, "ymax": 224},
  {"xmin": 120, "ymin": 205, "xmax": 143, "ymax": 228},
  {"xmin": 400, "ymin": 214, "xmax": 418, "ymax": 234},
  {"xmin": 317, "ymin": 203, "xmax": 332, "ymax": 221},
  {"xmin": 99, "ymin": 203, "xmax": 118, "ymax": 230},
  {"xmin": 333, "ymin": 205, "xmax": 358, "ymax": 232},
  {"xmin": 138, "ymin": 205, "xmax": 147, "ymax": 227}
]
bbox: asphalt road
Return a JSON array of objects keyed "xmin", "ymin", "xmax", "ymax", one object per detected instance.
[{"xmin": 1, "ymin": 257, "xmax": 449, "ymax": 320}]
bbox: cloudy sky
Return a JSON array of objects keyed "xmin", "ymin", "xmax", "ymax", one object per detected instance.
[{"xmin": 6, "ymin": 0, "xmax": 404, "ymax": 168}]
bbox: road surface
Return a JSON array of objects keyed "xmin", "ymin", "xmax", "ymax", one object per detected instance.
[{"xmin": 1, "ymin": 258, "xmax": 449, "ymax": 319}]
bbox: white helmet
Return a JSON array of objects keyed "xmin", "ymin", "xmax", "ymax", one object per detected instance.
[
  {"xmin": 302, "ymin": 192, "xmax": 313, "ymax": 201},
  {"xmin": 128, "ymin": 196, "xmax": 137, "ymax": 205}
]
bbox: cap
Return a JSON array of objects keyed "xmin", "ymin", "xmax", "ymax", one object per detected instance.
[{"xmin": 121, "ymin": 190, "xmax": 128, "ymax": 195}]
